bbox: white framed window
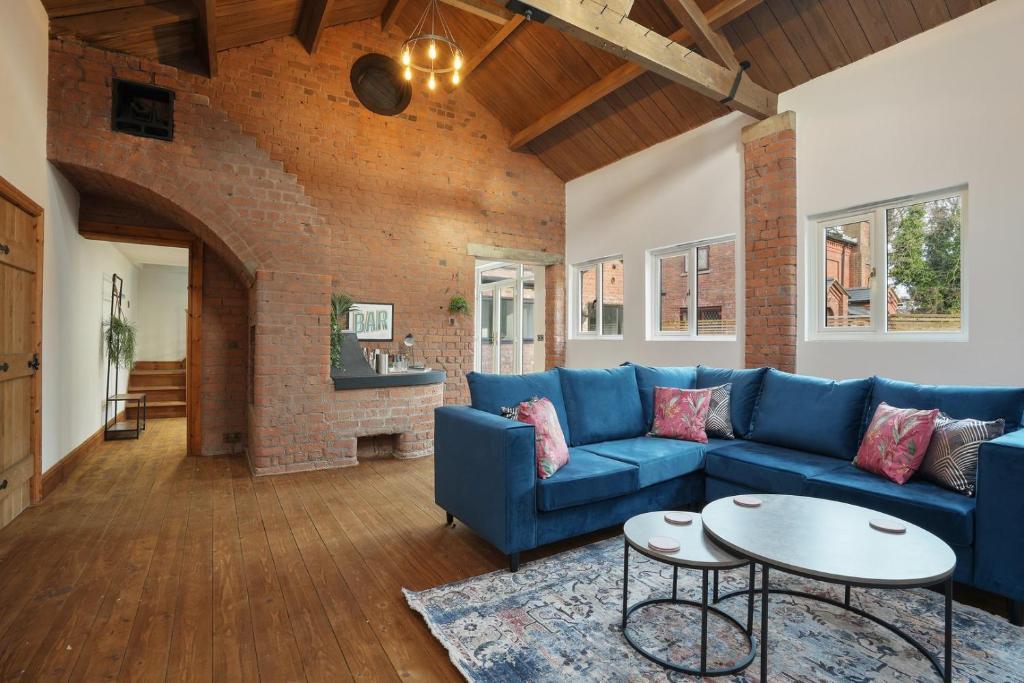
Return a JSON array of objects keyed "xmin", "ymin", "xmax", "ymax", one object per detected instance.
[
  {"xmin": 809, "ymin": 186, "xmax": 966, "ymax": 341},
  {"xmin": 571, "ymin": 256, "xmax": 624, "ymax": 339},
  {"xmin": 646, "ymin": 236, "xmax": 737, "ymax": 340}
]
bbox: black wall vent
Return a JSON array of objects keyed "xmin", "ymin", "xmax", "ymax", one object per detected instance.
[
  {"xmin": 350, "ymin": 54, "xmax": 411, "ymax": 117},
  {"xmin": 111, "ymin": 79, "xmax": 175, "ymax": 141}
]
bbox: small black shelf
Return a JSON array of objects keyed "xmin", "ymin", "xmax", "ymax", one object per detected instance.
[{"xmin": 332, "ymin": 370, "xmax": 445, "ymax": 391}]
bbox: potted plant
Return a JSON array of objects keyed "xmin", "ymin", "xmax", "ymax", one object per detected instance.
[
  {"xmin": 103, "ymin": 316, "xmax": 138, "ymax": 369},
  {"xmin": 330, "ymin": 293, "xmax": 355, "ymax": 369},
  {"xmin": 448, "ymin": 294, "xmax": 470, "ymax": 316}
]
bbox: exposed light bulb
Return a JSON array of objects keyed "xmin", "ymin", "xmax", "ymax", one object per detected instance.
[
  {"xmin": 453, "ymin": 53, "xmax": 462, "ymax": 70},
  {"xmin": 428, "ymin": 41, "xmax": 437, "ymax": 60},
  {"xmin": 404, "ymin": 66, "xmax": 413, "ymax": 81},
  {"xmin": 401, "ymin": 49, "xmax": 411, "ymax": 66},
  {"xmin": 451, "ymin": 70, "xmax": 460, "ymax": 85},
  {"xmin": 428, "ymin": 73, "xmax": 436, "ymax": 90}
]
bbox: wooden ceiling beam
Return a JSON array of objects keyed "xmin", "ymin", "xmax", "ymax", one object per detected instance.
[
  {"xmin": 663, "ymin": 0, "xmax": 739, "ymax": 69},
  {"xmin": 454, "ymin": 14, "xmax": 525, "ymax": 87},
  {"xmin": 297, "ymin": 0, "xmax": 336, "ymax": 54},
  {"xmin": 50, "ymin": 0, "xmax": 198, "ymax": 42},
  {"xmin": 195, "ymin": 0, "xmax": 217, "ymax": 76},
  {"xmin": 505, "ymin": 0, "xmax": 775, "ymax": 118},
  {"xmin": 380, "ymin": 0, "xmax": 411, "ymax": 32},
  {"xmin": 509, "ymin": 0, "xmax": 763, "ymax": 150},
  {"xmin": 440, "ymin": 0, "xmax": 513, "ymax": 24}
]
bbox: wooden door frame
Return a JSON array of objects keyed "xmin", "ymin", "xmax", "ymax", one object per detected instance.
[
  {"xmin": 0, "ymin": 174, "xmax": 44, "ymax": 503},
  {"xmin": 77, "ymin": 221, "xmax": 203, "ymax": 456}
]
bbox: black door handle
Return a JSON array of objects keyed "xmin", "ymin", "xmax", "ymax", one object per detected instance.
[
  {"xmin": 0, "ymin": 243, "xmax": 9, "ymax": 255},
  {"xmin": 0, "ymin": 480, "xmax": 7, "ymax": 491},
  {"xmin": 0, "ymin": 363, "xmax": 8, "ymax": 372}
]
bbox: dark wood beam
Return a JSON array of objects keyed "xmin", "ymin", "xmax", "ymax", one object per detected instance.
[
  {"xmin": 79, "ymin": 220, "xmax": 194, "ymax": 248},
  {"xmin": 663, "ymin": 0, "xmax": 739, "ymax": 69},
  {"xmin": 509, "ymin": 0, "xmax": 764, "ymax": 150},
  {"xmin": 380, "ymin": 0, "xmax": 411, "ymax": 32},
  {"xmin": 50, "ymin": 0, "xmax": 198, "ymax": 42},
  {"xmin": 195, "ymin": 0, "xmax": 217, "ymax": 76},
  {"xmin": 297, "ymin": 0, "xmax": 336, "ymax": 54}
]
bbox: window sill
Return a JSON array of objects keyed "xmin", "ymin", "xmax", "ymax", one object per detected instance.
[
  {"xmin": 806, "ymin": 331, "xmax": 968, "ymax": 343},
  {"xmin": 571, "ymin": 335, "xmax": 624, "ymax": 341},
  {"xmin": 646, "ymin": 335, "xmax": 738, "ymax": 343}
]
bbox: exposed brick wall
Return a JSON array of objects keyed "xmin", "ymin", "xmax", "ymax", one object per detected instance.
[
  {"xmin": 205, "ymin": 21, "xmax": 565, "ymax": 401},
  {"xmin": 743, "ymin": 113, "xmax": 797, "ymax": 372},
  {"xmin": 201, "ymin": 249, "xmax": 248, "ymax": 455},
  {"xmin": 46, "ymin": 22, "xmax": 565, "ymax": 473}
]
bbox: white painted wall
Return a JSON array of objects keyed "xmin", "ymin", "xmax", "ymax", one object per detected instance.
[
  {"xmin": 1, "ymin": 0, "xmax": 143, "ymax": 471},
  {"xmin": 781, "ymin": 0, "xmax": 1024, "ymax": 385},
  {"xmin": 565, "ymin": 113, "xmax": 750, "ymax": 369},
  {"xmin": 134, "ymin": 264, "xmax": 188, "ymax": 361}
]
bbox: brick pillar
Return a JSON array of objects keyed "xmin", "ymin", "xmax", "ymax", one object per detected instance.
[
  {"xmin": 544, "ymin": 264, "xmax": 566, "ymax": 368},
  {"xmin": 742, "ymin": 111, "xmax": 797, "ymax": 373}
]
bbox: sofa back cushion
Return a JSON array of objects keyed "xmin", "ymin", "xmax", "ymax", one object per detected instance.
[
  {"xmin": 467, "ymin": 369, "xmax": 571, "ymax": 442},
  {"xmin": 629, "ymin": 363, "xmax": 697, "ymax": 429},
  {"xmin": 558, "ymin": 366, "xmax": 646, "ymax": 446},
  {"xmin": 866, "ymin": 376, "xmax": 1024, "ymax": 435},
  {"xmin": 696, "ymin": 366, "xmax": 768, "ymax": 438},
  {"xmin": 748, "ymin": 369, "xmax": 873, "ymax": 459}
]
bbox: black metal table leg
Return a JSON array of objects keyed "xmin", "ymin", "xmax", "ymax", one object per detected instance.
[
  {"xmin": 845, "ymin": 584, "xmax": 851, "ymax": 608},
  {"xmin": 747, "ymin": 563, "xmax": 755, "ymax": 634},
  {"xmin": 713, "ymin": 569, "xmax": 720, "ymax": 603},
  {"xmin": 760, "ymin": 565, "xmax": 770, "ymax": 682},
  {"xmin": 701, "ymin": 569, "xmax": 709, "ymax": 676},
  {"xmin": 944, "ymin": 577, "xmax": 953, "ymax": 683},
  {"xmin": 621, "ymin": 539, "xmax": 629, "ymax": 629}
]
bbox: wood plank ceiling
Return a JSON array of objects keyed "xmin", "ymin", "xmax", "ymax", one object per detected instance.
[{"xmin": 44, "ymin": 0, "xmax": 992, "ymax": 180}]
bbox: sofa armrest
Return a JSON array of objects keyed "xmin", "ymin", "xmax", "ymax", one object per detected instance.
[
  {"xmin": 974, "ymin": 429, "xmax": 1024, "ymax": 600},
  {"xmin": 434, "ymin": 406, "xmax": 538, "ymax": 555}
]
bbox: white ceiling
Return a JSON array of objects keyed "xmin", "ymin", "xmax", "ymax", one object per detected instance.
[{"xmin": 114, "ymin": 242, "xmax": 189, "ymax": 268}]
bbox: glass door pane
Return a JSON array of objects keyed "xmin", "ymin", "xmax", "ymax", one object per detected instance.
[
  {"xmin": 521, "ymin": 267, "xmax": 535, "ymax": 374},
  {"xmin": 479, "ymin": 289, "xmax": 494, "ymax": 373},
  {"xmin": 499, "ymin": 284, "xmax": 515, "ymax": 374}
]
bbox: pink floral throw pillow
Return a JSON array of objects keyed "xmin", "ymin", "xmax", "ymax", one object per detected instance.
[
  {"xmin": 516, "ymin": 397, "xmax": 569, "ymax": 479},
  {"xmin": 854, "ymin": 402, "xmax": 940, "ymax": 484},
  {"xmin": 650, "ymin": 387, "xmax": 712, "ymax": 444}
]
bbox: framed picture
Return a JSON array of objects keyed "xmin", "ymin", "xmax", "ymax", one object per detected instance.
[{"xmin": 348, "ymin": 302, "xmax": 394, "ymax": 341}]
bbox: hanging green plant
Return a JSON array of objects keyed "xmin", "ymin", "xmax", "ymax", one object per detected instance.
[
  {"xmin": 103, "ymin": 316, "xmax": 138, "ymax": 369},
  {"xmin": 330, "ymin": 292, "xmax": 355, "ymax": 369},
  {"xmin": 448, "ymin": 294, "xmax": 470, "ymax": 315}
]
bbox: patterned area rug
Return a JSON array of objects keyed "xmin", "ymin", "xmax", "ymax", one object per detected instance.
[{"xmin": 404, "ymin": 537, "xmax": 1024, "ymax": 681}]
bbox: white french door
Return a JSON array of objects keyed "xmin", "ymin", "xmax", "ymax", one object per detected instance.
[{"xmin": 474, "ymin": 263, "xmax": 539, "ymax": 375}]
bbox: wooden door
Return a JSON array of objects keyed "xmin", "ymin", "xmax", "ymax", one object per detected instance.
[{"xmin": 0, "ymin": 176, "xmax": 43, "ymax": 529}]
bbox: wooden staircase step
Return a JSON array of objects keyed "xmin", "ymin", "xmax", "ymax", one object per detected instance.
[
  {"xmin": 131, "ymin": 369, "xmax": 185, "ymax": 375},
  {"xmin": 127, "ymin": 400, "xmax": 186, "ymax": 419},
  {"xmin": 134, "ymin": 360, "xmax": 185, "ymax": 370}
]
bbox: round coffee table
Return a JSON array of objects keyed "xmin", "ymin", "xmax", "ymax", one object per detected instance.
[
  {"xmin": 702, "ymin": 494, "xmax": 957, "ymax": 682},
  {"xmin": 621, "ymin": 511, "xmax": 756, "ymax": 676}
]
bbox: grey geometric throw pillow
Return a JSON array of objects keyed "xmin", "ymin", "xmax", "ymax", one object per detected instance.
[
  {"xmin": 705, "ymin": 383, "xmax": 735, "ymax": 440},
  {"xmin": 918, "ymin": 414, "xmax": 1004, "ymax": 496}
]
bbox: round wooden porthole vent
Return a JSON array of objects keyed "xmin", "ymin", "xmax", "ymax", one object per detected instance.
[{"xmin": 350, "ymin": 53, "xmax": 412, "ymax": 117}]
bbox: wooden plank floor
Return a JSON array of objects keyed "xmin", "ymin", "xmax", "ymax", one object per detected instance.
[{"xmin": 0, "ymin": 418, "xmax": 1007, "ymax": 682}]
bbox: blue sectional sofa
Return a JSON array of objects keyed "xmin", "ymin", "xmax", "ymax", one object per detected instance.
[{"xmin": 434, "ymin": 364, "xmax": 1024, "ymax": 618}]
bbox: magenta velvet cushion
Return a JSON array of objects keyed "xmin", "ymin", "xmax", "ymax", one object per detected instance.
[
  {"xmin": 516, "ymin": 396, "xmax": 570, "ymax": 479},
  {"xmin": 649, "ymin": 387, "xmax": 712, "ymax": 444},
  {"xmin": 854, "ymin": 402, "xmax": 940, "ymax": 484}
]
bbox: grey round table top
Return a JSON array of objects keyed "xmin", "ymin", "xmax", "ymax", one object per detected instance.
[
  {"xmin": 701, "ymin": 495, "xmax": 956, "ymax": 586},
  {"xmin": 623, "ymin": 511, "xmax": 748, "ymax": 569}
]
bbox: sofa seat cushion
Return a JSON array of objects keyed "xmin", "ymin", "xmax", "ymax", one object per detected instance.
[
  {"xmin": 468, "ymin": 369, "xmax": 571, "ymax": 442},
  {"xmin": 705, "ymin": 442, "xmax": 848, "ymax": 495},
  {"xmin": 805, "ymin": 465, "xmax": 976, "ymax": 546},
  {"xmin": 578, "ymin": 437, "xmax": 705, "ymax": 488},
  {"xmin": 748, "ymin": 369, "xmax": 873, "ymax": 459},
  {"xmin": 558, "ymin": 367, "xmax": 646, "ymax": 446},
  {"xmin": 536, "ymin": 449, "xmax": 639, "ymax": 512}
]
